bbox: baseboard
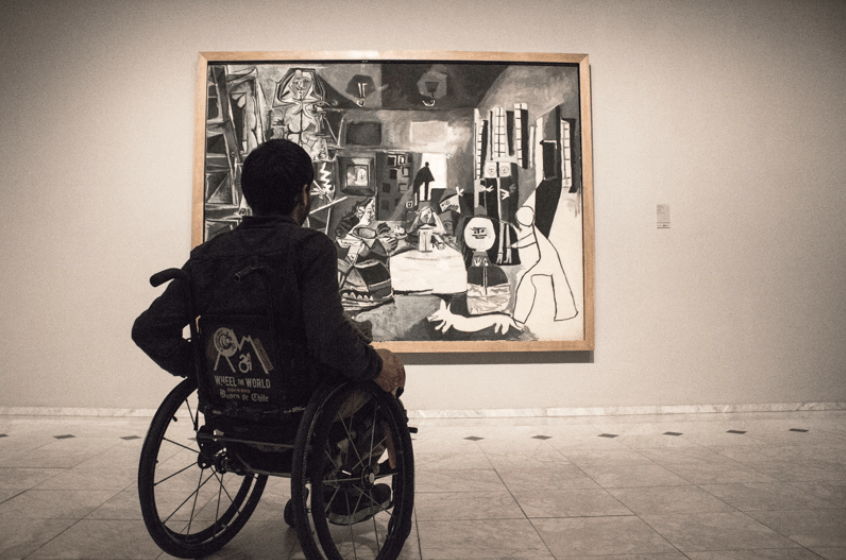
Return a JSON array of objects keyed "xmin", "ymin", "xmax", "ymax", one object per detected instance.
[
  {"xmin": 1, "ymin": 402, "xmax": 844, "ymax": 418},
  {"xmin": 408, "ymin": 402, "xmax": 846, "ymax": 418},
  {"xmin": 0, "ymin": 407, "xmax": 161, "ymax": 417}
]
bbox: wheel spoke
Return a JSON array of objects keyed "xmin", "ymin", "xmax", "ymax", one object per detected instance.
[
  {"xmin": 161, "ymin": 437, "xmax": 200, "ymax": 455},
  {"xmin": 343, "ymin": 490, "xmax": 359, "ymax": 559},
  {"xmin": 324, "ymin": 446, "xmax": 342, "ymax": 471},
  {"xmin": 185, "ymin": 398, "xmax": 198, "ymax": 432},
  {"xmin": 323, "ymin": 483, "xmax": 341, "ymax": 513},
  {"xmin": 344, "ymin": 430, "xmax": 389, "ymax": 474},
  {"xmin": 153, "ymin": 461, "xmax": 200, "ymax": 487},
  {"xmin": 184, "ymin": 467, "xmax": 204, "ymax": 535},
  {"xmin": 160, "ymin": 467, "xmax": 217, "ymax": 526},
  {"xmin": 371, "ymin": 510, "xmax": 382, "ymax": 556},
  {"xmin": 372, "ymin": 469, "xmax": 394, "ymax": 481},
  {"xmin": 338, "ymin": 414, "xmax": 365, "ymax": 469},
  {"xmin": 211, "ymin": 469, "xmax": 240, "ymax": 507},
  {"xmin": 322, "ymin": 475, "xmax": 356, "ymax": 485},
  {"xmin": 367, "ymin": 403, "xmax": 378, "ymax": 463},
  {"xmin": 211, "ymin": 474, "xmax": 225, "ymax": 542}
]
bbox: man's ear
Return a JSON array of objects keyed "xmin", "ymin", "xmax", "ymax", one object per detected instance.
[{"xmin": 301, "ymin": 183, "xmax": 309, "ymax": 204}]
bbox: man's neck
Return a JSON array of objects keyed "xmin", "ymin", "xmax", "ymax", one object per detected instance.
[{"xmin": 251, "ymin": 209, "xmax": 303, "ymax": 225}]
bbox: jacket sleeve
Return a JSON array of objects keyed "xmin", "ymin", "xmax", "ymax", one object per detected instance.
[
  {"xmin": 296, "ymin": 233, "xmax": 383, "ymax": 381},
  {"xmin": 131, "ymin": 269, "xmax": 195, "ymax": 377}
]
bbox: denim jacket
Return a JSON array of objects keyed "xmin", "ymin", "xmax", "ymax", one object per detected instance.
[{"xmin": 132, "ymin": 215, "xmax": 382, "ymax": 407}]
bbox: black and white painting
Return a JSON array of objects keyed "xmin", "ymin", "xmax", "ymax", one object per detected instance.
[{"xmin": 196, "ymin": 52, "xmax": 594, "ymax": 351}]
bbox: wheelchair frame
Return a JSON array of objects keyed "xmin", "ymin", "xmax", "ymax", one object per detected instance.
[{"xmin": 137, "ymin": 269, "xmax": 415, "ymax": 559}]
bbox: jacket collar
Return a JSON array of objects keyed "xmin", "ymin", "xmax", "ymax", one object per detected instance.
[{"xmin": 240, "ymin": 214, "xmax": 299, "ymax": 228}]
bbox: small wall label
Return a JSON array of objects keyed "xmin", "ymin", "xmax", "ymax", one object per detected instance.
[{"xmin": 657, "ymin": 204, "xmax": 670, "ymax": 229}]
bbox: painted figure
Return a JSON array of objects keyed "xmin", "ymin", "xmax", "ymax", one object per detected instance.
[
  {"xmin": 335, "ymin": 198, "xmax": 394, "ymax": 310},
  {"xmin": 511, "ymin": 206, "xmax": 578, "ymax": 325},
  {"xmin": 271, "ymin": 68, "xmax": 329, "ymax": 161},
  {"xmin": 412, "ymin": 162, "xmax": 435, "ymax": 205}
]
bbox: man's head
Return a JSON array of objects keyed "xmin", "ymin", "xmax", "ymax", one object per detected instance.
[{"xmin": 240, "ymin": 139, "xmax": 315, "ymax": 218}]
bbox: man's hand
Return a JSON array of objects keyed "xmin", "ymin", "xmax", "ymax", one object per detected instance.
[{"xmin": 374, "ymin": 348, "xmax": 406, "ymax": 393}]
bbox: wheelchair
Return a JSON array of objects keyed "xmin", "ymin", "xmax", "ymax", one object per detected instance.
[{"xmin": 137, "ymin": 268, "xmax": 415, "ymax": 559}]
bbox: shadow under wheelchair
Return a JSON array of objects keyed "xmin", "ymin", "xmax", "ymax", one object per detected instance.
[{"xmin": 188, "ymin": 491, "xmax": 423, "ymax": 560}]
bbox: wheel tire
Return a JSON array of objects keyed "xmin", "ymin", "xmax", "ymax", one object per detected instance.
[
  {"xmin": 284, "ymin": 499, "xmax": 296, "ymax": 528},
  {"xmin": 291, "ymin": 381, "xmax": 414, "ymax": 560},
  {"xmin": 138, "ymin": 378, "xmax": 267, "ymax": 558}
]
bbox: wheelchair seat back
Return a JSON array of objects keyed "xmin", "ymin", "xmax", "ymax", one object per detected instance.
[
  {"xmin": 193, "ymin": 256, "xmax": 309, "ymax": 426},
  {"xmin": 200, "ymin": 314, "xmax": 291, "ymax": 416}
]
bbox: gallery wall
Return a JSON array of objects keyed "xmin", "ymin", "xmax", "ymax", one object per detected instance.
[{"xmin": 1, "ymin": 0, "xmax": 845, "ymax": 413}]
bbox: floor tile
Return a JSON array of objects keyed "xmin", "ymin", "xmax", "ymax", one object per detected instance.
[
  {"xmin": 607, "ymin": 485, "xmax": 736, "ymax": 515},
  {"xmin": 546, "ymin": 436, "xmax": 632, "ymax": 452},
  {"xmin": 481, "ymin": 443, "xmax": 571, "ymax": 469},
  {"xmin": 682, "ymin": 432, "xmax": 765, "ymax": 447},
  {"xmin": 640, "ymin": 512, "xmax": 802, "ymax": 551},
  {"xmin": 742, "ymin": 461, "xmax": 846, "ymax": 482},
  {"xmin": 811, "ymin": 549, "xmax": 846, "ymax": 560},
  {"xmin": 707, "ymin": 446, "xmax": 778, "ymax": 464},
  {"xmin": 0, "ymin": 489, "xmax": 20, "ymax": 504},
  {"xmin": 416, "ymin": 467, "xmax": 507, "ymax": 493},
  {"xmin": 0, "ymin": 445, "xmax": 112, "ymax": 469},
  {"xmin": 617, "ymin": 434, "xmax": 700, "ymax": 448},
  {"xmin": 639, "ymin": 446, "xmax": 740, "ymax": 465},
  {"xmin": 755, "ymin": 444, "xmax": 846, "ymax": 464},
  {"xmin": 85, "ymin": 486, "xmax": 143, "ymax": 520},
  {"xmin": 497, "ymin": 463, "xmax": 599, "ymax": 493},
  {"xmin": 417, "ymin": 518, "xmax": 549, "ymax": 558},
  {"xmin": 531, "ymin": 516, "xmax": 677, "ymax": 557},
  {"xmin": 699, "ymin": 482, "xmax": 841, "ymax": 511},
  {"xmin": 415, "ymin": 491, "xmax": 525, "ymax": 520},
  {"xmin": 33, "ymin": 466, "xmax": 136, "ymax": 491},
  {"xmin": 662, "ymin": 462, "xmax": 778, "ymax": 484},
  {"xmin": 557, "ymin": 448, "xmax": 654, "ymax": 466},
  {"xmin": 745, "ymin": 510, "xmax": 846, "ymax": 548},
  {"xmin": 75, "ymin": 442, "xmax": 143, "ymax": 470},
  {"xmin": 24, "ymin": 519, "xmax": 162, "ymax": 559},
  {"xmin": 0, "ymin": 468, "xmax": 65, "ymax": 490},
  {"xmin": 413, "ymin": 449, "xmax": 492, "ymax": 470},
  {"xmin": 0, "ymin": 517, "xmax": 77, "ymax": 560},
  {"xmin": 550, "ymin": 555, "xmax": 687, "ymax": 560},
  {"xmin": 685, "ymin": 550, "xmax": 825, "ymax": 559},
  {"xmin": 513, "ymin": 487, "xmax": 633, "ymax": 517},
  {"xmin": 744, "ymin": 429, "xmax": 846, "ymax": 447},
  {"xmin": 579, "ymin": 463, "xmax": 690, "ymax": 488},
  {"xmin": 0, "ymin": 489, "xmax": 118, "ymax": 519},
  {"xmin": 786, "ymin": 481, "xmax": 846, "ymax": 508}
]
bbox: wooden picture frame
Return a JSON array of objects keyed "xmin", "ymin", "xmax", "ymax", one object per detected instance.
[{"xmin": 192, "ymin": 51, "xmax": 595, "ymax": 352}]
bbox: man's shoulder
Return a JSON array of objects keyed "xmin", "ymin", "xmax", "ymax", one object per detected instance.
[
  {"xmin": 190, "ymin": 219, "xmax": 333, "ymax": 258},
  {"xmin": 295, "ymin": 226, "xmax": 334, "ymax": 248}
]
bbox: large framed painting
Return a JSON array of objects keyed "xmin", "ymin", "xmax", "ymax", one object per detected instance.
[{"xmin": 192, "ymin": 51, "xmax": 595, "ymax": 352}]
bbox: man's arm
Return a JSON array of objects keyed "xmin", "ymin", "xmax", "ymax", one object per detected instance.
[
  {"xmin": 297, "ymin": 233, "xmax": 383, "ymax": 381},
  {"xmin": 131, "ymin": 273, "xmax": 194, "ymax": 377}
]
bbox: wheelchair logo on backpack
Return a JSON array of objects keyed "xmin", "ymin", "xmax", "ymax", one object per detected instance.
[{"xmin": 212, "ymin": 327, "xmax": 274, "ymax": 375}]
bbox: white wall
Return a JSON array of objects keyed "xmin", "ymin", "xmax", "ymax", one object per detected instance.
[{"xmin": 1, "ymin": 0, "xmax": 844, "ymax": 412}]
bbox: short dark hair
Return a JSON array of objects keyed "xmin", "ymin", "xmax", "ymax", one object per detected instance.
[{"xmin": 240, "ymin": 139, "xmax": 315, "ymax": 215}]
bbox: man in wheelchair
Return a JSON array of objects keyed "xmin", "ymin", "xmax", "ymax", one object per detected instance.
[{"xmin": 132, "ymin": 138, "xmax": 407, "ymax": 530}]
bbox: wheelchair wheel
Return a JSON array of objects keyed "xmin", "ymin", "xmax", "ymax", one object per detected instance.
[
  {"xmin": 291, "ymin": 381, "xmax": 415, "ymax": 560},
  {"xmin": 138, "ymin": 377, "xmax": 267, "ymax": 558}
]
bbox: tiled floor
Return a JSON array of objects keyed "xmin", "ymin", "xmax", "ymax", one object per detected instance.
[{"xmin": 1, "ymin": 410, "xmax": 845, "ymax": 559}]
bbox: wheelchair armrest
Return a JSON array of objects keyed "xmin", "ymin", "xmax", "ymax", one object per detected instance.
[{"xmin": 150, "ymin": 268, "xmax": 189, "ymax": 288}]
